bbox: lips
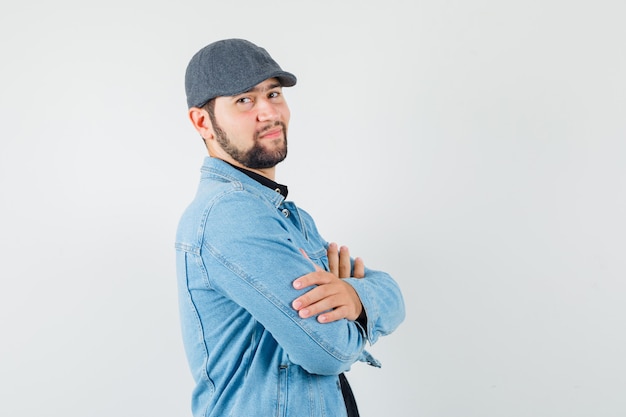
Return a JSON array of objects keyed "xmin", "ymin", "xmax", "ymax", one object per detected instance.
[{"xmin": 258, "ymin": 126, "xmax": 283, "ymax": 139}]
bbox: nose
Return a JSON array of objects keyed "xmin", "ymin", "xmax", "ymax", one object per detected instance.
[{"xmin": 257, "ymin": 98, "xmax": 280, "ymax": 122}]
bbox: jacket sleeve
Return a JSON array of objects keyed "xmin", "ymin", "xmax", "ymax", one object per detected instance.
[
  {"xmin": 344, "ymin": 268, "xmax": 405, "ymax": 345},
  {"xmin": 199, "ymin": 190, "xmax": 404, "ymax": 375},
  {"xmin": 296, "ymin": 207, "xmax": 406, "ymax": 347}
]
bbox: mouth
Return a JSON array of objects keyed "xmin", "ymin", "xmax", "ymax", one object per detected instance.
[{"xmin": 258, "ymin": 124, "xmax": 284, "ymax": 140}]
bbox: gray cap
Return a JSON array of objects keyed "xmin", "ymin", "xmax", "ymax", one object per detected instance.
[{"xmin": 185, "ymin": 38, "xmax": 297, "ymax": 108}]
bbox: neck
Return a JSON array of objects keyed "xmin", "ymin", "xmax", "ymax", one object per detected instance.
[
  {"xmin": 234, "ymin": 163, "xmax": 276, "ymax": 181},
  {"xmin": 208, "ymin": 151, "xmax": 276, "ymax": 181}
]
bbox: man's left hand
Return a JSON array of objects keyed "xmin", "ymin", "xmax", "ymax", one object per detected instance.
[{"xmin": 292, "ymin": 243, "xmax": 364, "ymax": 323}]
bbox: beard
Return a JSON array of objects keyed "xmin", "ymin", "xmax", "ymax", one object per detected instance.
[{"xmin": 213, "ymin": 121, "xmax": 288, "ymax": 169}]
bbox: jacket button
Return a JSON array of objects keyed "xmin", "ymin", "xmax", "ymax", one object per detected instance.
[{"xmin": 282, "ymin": 208, "xmax": 290, "ymax": 217}]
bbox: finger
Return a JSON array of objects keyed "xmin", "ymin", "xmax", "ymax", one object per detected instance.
[
  {"xmin": 327, "ymin": 242, "xmax": 339, "ymax": 276},
  {"xmin": 338, "ymin": 245, "xmax": 351, "ymax": 278},
  {"xmin": 353, "ymin": 257, "xmax": 365, "ymax": 278},
  {"xmin": 318, "ymin": 306, "xmax": 350, "ymax": 323},
  {"xmin": 292, "ymin": 285, "xmax": 336, "ymax": 316},
  {"xmin": 298, "ymin": 297, "xmax": 338, "ymax": 319},
  {"xmin": 318, "ymin": 302, "xmax": 363, "ymax": 323},
  {"xmin": 316, "ymin": 294, "xmax": 363, "ymax": 323},
  {"xmin": 293, "ymin": 270, "xmax": 332, "ymax": 290}
]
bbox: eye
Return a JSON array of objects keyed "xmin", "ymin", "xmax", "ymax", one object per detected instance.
[
  {"xmin": 237, "ymin": 97, "xmax": 252, "ymax": 104},
  {"xmin": 268, "ymin": 91, "xmax": 280, "ymax": 99}
]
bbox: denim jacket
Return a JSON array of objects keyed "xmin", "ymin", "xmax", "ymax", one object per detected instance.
[{"xmin": 175, "ymin": 157, "xmax": 405, "ymax": 417}]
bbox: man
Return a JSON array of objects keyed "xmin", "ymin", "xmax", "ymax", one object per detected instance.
[{"xmin": 175, "ymin": 38, "xmax": 405, "ymax": 417}]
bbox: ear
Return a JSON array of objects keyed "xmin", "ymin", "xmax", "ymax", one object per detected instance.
[{"xmin": 188, "ymin": 107, "xmax": 214, "ymax": 140}]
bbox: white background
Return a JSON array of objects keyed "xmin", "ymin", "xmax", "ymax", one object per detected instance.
[{"xmin": 1, "ymin": 1, "xmax": 625, "ymax": 416}]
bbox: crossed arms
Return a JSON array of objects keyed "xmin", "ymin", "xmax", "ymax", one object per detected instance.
[{"xmin": 198, "ymin": 194, "xmax": 405, "ymax": 374}]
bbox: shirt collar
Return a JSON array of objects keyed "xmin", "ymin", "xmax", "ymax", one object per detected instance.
[{"xmin": 225, "ymin": 162, "xmax": 289, "ymax": 199}]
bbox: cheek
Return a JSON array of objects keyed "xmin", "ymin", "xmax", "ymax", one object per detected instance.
[
  {"xmin": 281, "ymin": 106, "xmax": 291, "ymax": 125},
  {"xmin": 223, "ymin": 117, "xmax": 256, "ymax": 138}
]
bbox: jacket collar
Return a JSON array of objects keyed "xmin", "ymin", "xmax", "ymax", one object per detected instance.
[
  {"xmin": 224, "ymin": 161, "xmax": 288, "ymax": 199},
  {"xmin": 200, "ymin": 157, "xmax": 287, "ymax": 206}
]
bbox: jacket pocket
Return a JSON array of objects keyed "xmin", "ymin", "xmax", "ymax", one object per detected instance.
[
  {"xmin": 301, "ymin": 246, "xmax": 329, "ymax": 272},
  {"xmin": 276, "ymin": 364, "xmax": 288, "ymax": 417}
]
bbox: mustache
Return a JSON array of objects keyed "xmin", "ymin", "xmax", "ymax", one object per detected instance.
[{"xmin": 256, "ymin": 121, "xmax": 285, "ymax": 136}]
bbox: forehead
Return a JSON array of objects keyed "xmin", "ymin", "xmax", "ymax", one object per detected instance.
[{"xmin": 234, "ymin": 78, "xmax": 282, "ymax": 96}]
